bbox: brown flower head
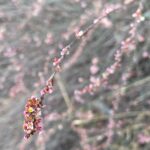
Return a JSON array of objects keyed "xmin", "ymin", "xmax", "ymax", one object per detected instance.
[{"xmin": 23, "ymin": 96, "xmax": 43, "ymax": 139}]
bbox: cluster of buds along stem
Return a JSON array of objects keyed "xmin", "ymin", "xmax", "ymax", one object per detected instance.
[
  {"xmin": 23, "ymin": 97, "xmax": 43, "ymax": 139},
  {"xmin": 75, "ymin": 4, "xmax": 144, "ymax": 97},
  {"xmin": 132, "ymin": 7, "xmax": 145, "ymax": 23},
  {"xmin": 40, "ymin": 77, "xmax": 54, "ymax": 97}
]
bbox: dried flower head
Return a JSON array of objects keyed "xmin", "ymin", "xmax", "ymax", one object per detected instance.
[{"xmin": 23, "ymin": 96, "xmax": 43, "ymax": 139}]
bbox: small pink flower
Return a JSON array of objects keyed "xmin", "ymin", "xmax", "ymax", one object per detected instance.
[
  {"xmin": 41, "ymin": 85, "xmax": 54, "ymax": 95},
  {"xmin": 90, "ymin": 65, "xmax": 99, "ymax": 75},
  {"xmin": 53, "ymin": 57, "xmax": 61, "ymax": 66},
  {"xmin": 132, "ymin": 8, "xmax": 145, "ymax": 22},
  {"xmin": 138, "ymin": 133, "xmax": 150, "ymax": 144}
]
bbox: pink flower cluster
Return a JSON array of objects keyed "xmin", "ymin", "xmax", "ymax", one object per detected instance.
[
  {"xmin": 138, "ymin": 133, "xmax": 150, "ymax": 144},
  {"xmin": 132, "ymin": 7, "xmax": 145, "ymax": 23},
  {"xmin": 40, "ymin": 77, "xmax": 54, "ymax": 96},
  {"xmin": 23, "ymin": 97, "xmax": 43, "ymax": 139}
]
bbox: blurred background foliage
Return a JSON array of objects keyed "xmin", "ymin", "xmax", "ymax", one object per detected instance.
[{"xmin": 0, "ymin": 0, "xmax": 150, "ymax": 150}]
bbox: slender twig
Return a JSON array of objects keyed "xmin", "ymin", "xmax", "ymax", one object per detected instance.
[
  {"xmin": 107, "ymin": 75, "xmax": 150, "ymax": 99},
  {"xmin": 72, "ymin": 110, "xmax": 150, "ymax": 126},
  {"xmin": 40, "ymin": 5, "xmax": 122, "ymax": 102},
  {"xmin": 55, "ymin": 74, "xmax": 73, "ymax": 114}
]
